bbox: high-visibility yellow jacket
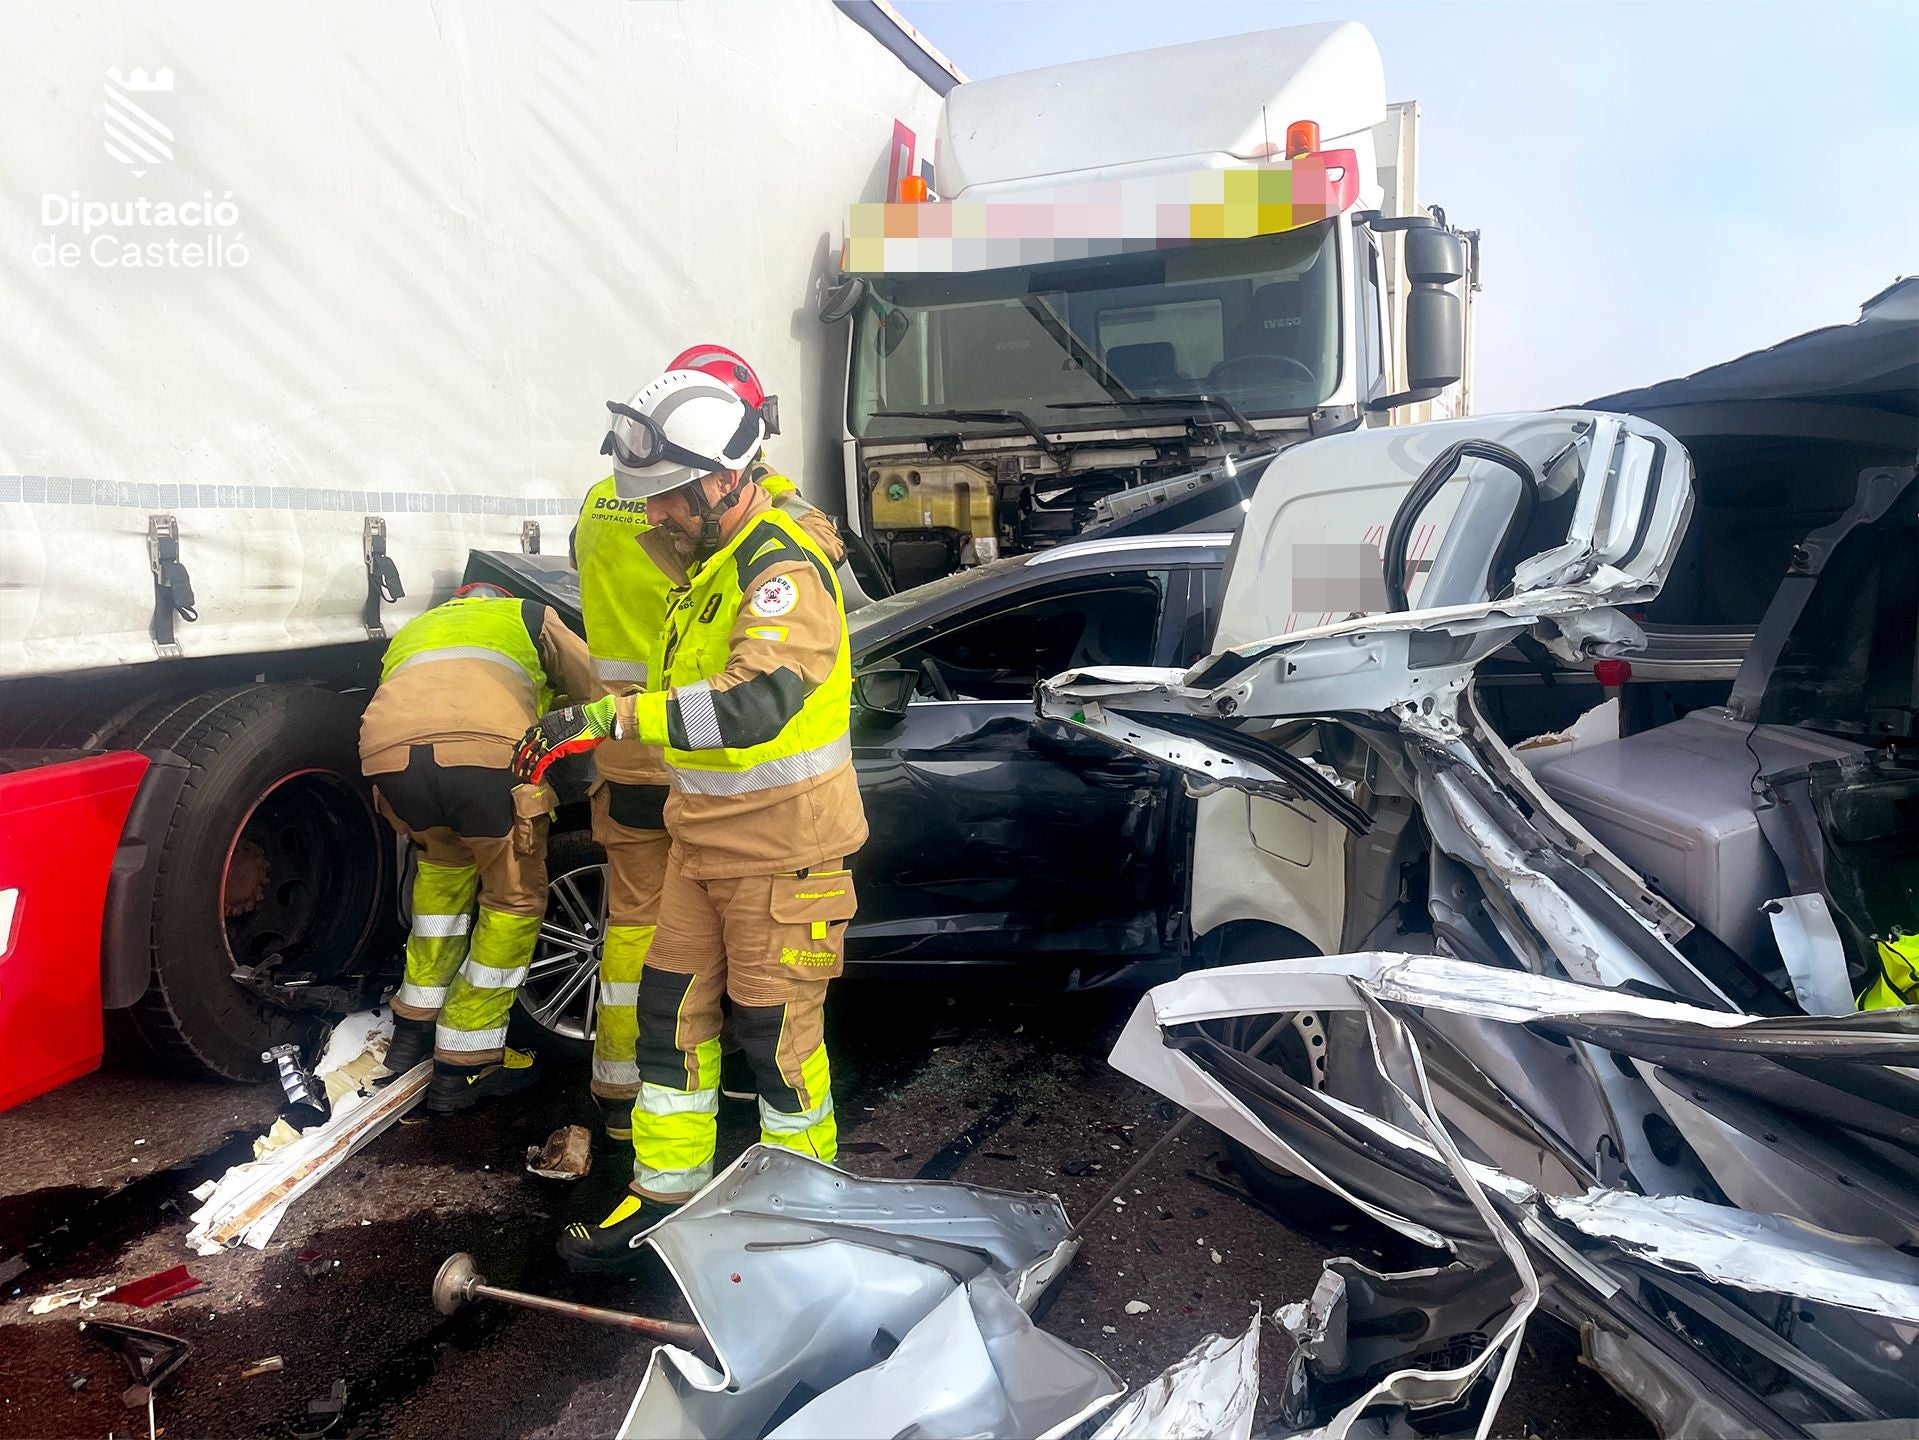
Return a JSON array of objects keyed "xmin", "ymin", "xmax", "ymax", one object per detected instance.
[
  {"xmin": 572, "ymin": 464, "xmax": 845, "ymax": 788},
  {"xmin": 611, "ymin": 487, "xmax": 866, "ymax": 877},
  {"xmin": 360, "ymin": 595, "xmax": 592, "ymax": 774}
]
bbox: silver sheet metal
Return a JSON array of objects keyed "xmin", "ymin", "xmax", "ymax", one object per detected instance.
[
  {"xmin": 1547, "ymin": 1190, "xmax": 1919, "ymax": 1321},
  {"xmin": 1091, "ymin": 1308, "xmax": 1260, "ymax": 1440},
  {"xmin": 617, "ymin": 1146, "xmax": 1092, "ymax": 1440},
  {"xmin": 770, "ymin": 1273, "xmax": 1120, "ymax": 1440}
]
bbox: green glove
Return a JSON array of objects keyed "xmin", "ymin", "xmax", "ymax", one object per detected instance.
[{"xmin": 512, "ymin": 695, "xmax": 618, "ymax": 783}]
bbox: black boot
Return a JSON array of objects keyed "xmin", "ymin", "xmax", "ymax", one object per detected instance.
[
  {"xmin": 425, "ymin": 1048, "xmax": 542, "ymax": 1115},
  {"xmin": 556, "ymin": 1192, "xmax": 679, "ymax": 1273},
  {"xmin": 377, "ymin": 1017, "xmax": 433, "ymax": 1085},
  {"xmin": 596, "ymin": 1094, "xmax": 634, "ymax": 1141}
]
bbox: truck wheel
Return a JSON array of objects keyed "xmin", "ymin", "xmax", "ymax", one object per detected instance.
[
  {"xmin": 110, "ymin": 684, "xmax": 388, "ymax": 1081},
  {"xmin": 509, "ymin": 829, "xmax": 604, "ymax": 1065}
]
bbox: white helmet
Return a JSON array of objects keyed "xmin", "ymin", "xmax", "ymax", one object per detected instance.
[{"xmin": 602, "ymin": 369, "xmax": 767, "ymax": 500}]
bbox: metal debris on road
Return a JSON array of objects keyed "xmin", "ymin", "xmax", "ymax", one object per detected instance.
[
  {"xmin": 766, "ymin": 1274, "xmax": 1120, "ymax": 1440},
  {"xmin": 262, "ymin": 1042, "xmax": 330, "ymax": 1129},
  {"xmin": 1092, "ymin": 1308, "xmax": 1261, "ymax": 1440},
  {"xmin": 290, "ymin": 1378, "xmax": 349, "ymax": 1439},
  {"xmin": 185, "ymin": 1010, "xmax": 426, "ymax": 1253},
  {"xmin": 241, "ymin": 1355, "xmax": 285, "ymax": 1378},
  {"xmin": 617, "ymin": 1144, "xmax": 1099, "ymax": 1439},
  {"xmin": 80, "ymin": 1319, "xmax": 192, "ymax": 1410},
  {"xmin": 524, "ymin": 1124, "xmax": 593, "ymax": 1180},
  {"xmin": 431, "ymin": 1252, "xmax": 705, "ymax": 1347}
]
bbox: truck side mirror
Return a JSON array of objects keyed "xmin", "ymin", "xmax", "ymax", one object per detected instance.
[
  {"xmin": 1402, "ymin": 226, "xmax": 1466, "ymax": 396},
  {"xmin": 852, "ymin": 666, "xmax": 916, "ymax": 726},
  {"xmin": 819, "ymin": 275, "xmax": 866, "ymax": 325}
]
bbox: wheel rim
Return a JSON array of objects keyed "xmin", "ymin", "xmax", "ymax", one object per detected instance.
[
  {"xmin": 517, "ymin": 860, "xmax": 607, "ymax": 1041},
  {"xmin": 221, "ymin": 769, "xmax": 382, "ymax": 981},
  {"xmin": 1212, "ymin": 1011, "xmax": 1328, "ymax": 1088}
]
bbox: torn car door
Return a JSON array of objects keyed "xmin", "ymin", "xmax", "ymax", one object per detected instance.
[{"xmin": 1042, "ymin": 409, "xmax": 1693, "ymax": 757}]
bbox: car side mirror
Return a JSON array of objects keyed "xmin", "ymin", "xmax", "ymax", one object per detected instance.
[
  {"xmin": 852, "ymin": 666, "xmax": 916, "ymax": 727},
  {"xmin": 819, "ymin": 275, "xmax": 866, "ymax": 325},
  {"xmin": 1401, "ymin": 225, "xmax": 1466, "ymax": 397}
]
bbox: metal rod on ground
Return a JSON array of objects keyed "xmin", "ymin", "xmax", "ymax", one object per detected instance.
[
  {"xmin": 1071, "ymin": 1012, "xmax": 1295, "ymax": 1240},
  {"xmin": 431, "ymin": 1252, "xmax": 706, "ymax": 1348}
]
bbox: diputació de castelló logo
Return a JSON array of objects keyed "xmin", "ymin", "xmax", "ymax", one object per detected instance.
[{"xmin": 34, "ymin": 65, "xmax": 251, "ymax": 270}]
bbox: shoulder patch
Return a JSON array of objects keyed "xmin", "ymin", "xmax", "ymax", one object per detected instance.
[{"xmin": 749, "ymin": 574, "xmax": 800, "ymax": 617}]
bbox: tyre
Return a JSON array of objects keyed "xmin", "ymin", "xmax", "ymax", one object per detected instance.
[
  {"xmin": 111, "ymin": 684, "xmax": 390, "ymax": 1080},
  {"xmin": 1194, "ymin": 933, "xmax": 1358, "ymax": 1224},
  {"xmin": 509, "ymin": 828, "xmax": 605, "ymax": 1064},
  {"xmin": 1216, "ymin": 1010, "xmax": 1353, "ymax": 1224}
]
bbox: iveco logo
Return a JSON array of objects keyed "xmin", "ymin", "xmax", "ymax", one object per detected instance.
[{"xmin": 1263, "ymin": 316, "xmax": 1303, "ymax": 329}]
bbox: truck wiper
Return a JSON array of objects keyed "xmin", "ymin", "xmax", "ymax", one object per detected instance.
[
  {"xmin": 871, "ymin": 408, "xmax": 1064, "ymax": 457},
  {"xmin": 1048, "ymin": 393, "xmax": 1261, "ymax": 440}
]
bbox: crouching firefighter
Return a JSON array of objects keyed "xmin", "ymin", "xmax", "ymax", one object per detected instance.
[
  {"xmin": 514, "ymin": 367, "xmax": 866, "ymax": 1269},
  {"xmin": 570, "ymin": 342, "xmax": 846, "ymax": 1144},
  {"xmin": 361, "ymin": 583, "xmax": 594, "ymax": 1113}
]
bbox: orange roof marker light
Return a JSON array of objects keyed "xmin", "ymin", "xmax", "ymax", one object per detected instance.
[
  {"xmin": 898, "ymin": 175, "xmax": 929, "ymax": 204},
  {"xmin": 1285, "ymin": 120, "xmax": 1320, "ymax": 159}
]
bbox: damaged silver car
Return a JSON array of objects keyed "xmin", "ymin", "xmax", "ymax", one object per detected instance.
[{"xmin": 1041, "ymin": 382, "xmax": 1919, "ymax": 1436}]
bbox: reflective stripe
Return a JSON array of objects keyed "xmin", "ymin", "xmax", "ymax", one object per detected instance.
[
  {"xmin": 437, "ymin": 1024, "xmax": 509, "ymax": 1052},
  {"xmin": 634, "ymin": 1161, "xmax": 713, "ymax": 1197},
  {"xmin": 458, "ymin": 960, "xmax": 527, "ymax": 990},
  {"xmin": 392, "ymin": 645, "xmax": 532, "ymax": 680},
  {"xmin": 667, "ymin": 733, "xmax": 851, "ymax": 796},
  {"xmin": 759, "ymin": 1090, "xmax": 835, "ymax": 1136},
  {"xmin": 593, "ymin": 1057, "xmax": 641, "ymax": 1085},
  {"xmin": 675, "ymin": 679, "xmax": 724, "ymax": 749},
  {"xmin": 412, "ymin": 912, "xmax": 472, "ymax": 938},
  {"xmin": 639, "ymin": 1082, "xmax": 720, "ymax": 1117},
  {"xmin": 599, "ymin": 980, "xmax": 640, "ymax": 1007},
  {"xmin": 396, "ymin": 982, "xmax": 447, "ymax": 1010},
  {"xmin": 594, "ymin": 656, "xmax": 649, "ymax": 685}
]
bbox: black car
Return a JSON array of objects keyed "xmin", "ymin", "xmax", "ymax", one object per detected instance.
[{"xmin": 464, "ymin": 532, "xmax": 1233, "ymax": 1050}]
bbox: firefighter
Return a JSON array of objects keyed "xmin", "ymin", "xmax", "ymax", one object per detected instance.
[
  {"xmin": 571, "ymin": 343, "xmax": 845, "ymax": 1144},
  {"xmin": 362, "ymin": 582, "xmax": 593, "ymax": 1113},
  {"xmin": 514, "ymin": 367, "xmax": 866, "ymax": 1269}
]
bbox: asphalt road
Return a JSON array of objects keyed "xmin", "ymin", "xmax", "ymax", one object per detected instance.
[{"xmin": 0, "ymin": 984, "xmax": 1649, "ymax": 1439}]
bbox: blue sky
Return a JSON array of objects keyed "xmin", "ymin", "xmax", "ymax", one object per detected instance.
[{"xmin": 893, "ymin": 1, "xmax": 1919, "ymax": 411}]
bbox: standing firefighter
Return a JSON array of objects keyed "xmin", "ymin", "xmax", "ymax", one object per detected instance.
[
  {"xmin": 515, "ymin": 368, "xmax": 866, "ymax": 1268},
  {"xmin": 571, "ymin": 343, "xmax": 844, "ymax": 1142},
  {"xmin": 362, "ymin": 583, "xmax": 593, "ymax": 1113}
]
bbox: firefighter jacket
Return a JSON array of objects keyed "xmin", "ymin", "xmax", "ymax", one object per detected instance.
[
  {"xmin": 360, "ymin": 595, "xmax": 593, "ymax": 775},
  {"xmin": 609, "ymin": 486, "xmax": 867, "ymax": 878}
]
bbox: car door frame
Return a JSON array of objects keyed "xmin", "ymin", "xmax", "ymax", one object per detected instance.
[{"xmin": 846, "ymin": 550, "xmax": 1218, "ymax": 977}]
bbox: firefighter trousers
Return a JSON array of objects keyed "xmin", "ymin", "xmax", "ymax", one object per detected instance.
[
  {"xmin": 588, "ymin": 781, "xmax": 670, "ymax": 1108},
  {"xmin": 374, "ymin": 748, "xmax": 547, "ymax": 1067},
  {"xmin": 629, "ymin": 849, "xmax": 857, "ymax": 1200}
]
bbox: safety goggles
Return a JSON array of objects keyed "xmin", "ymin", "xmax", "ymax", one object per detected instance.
[{"xmin": 600, "ymin": 399, "xmax": 770, "ymax": 475}]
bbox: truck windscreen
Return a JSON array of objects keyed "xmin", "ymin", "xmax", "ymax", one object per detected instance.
[{"xmin": 849, "ymin": 226, "xmax": 1339, "ymax": 440}]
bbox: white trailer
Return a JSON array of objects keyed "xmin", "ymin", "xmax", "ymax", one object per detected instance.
[
  {"xmin": 0, "ymin": 0, "xmax": 951, "ymax": 1084},
  {"xmin": 817, "ymin": 21, "xmax": 1480, "ymax": 588}
]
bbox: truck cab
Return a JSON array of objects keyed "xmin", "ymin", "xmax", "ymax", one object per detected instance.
[{"xmin": 823, "ymin": 21, "xmax": 1479, "ymax": 590}]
